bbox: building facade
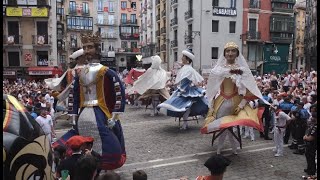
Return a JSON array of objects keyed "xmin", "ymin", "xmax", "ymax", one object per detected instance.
[
  {"xmin": 117, "ymin": 0, "xmax": 141, "ymax": 71},
  {"xmin": 167, "ymin": 0, "xmax": 243, "ymax": 76},
  {"xmin": 242, "ymin": 0, "xmax": 295, "ymax": 74},
  {"xmin": 3, "ymin": 0, "xmax": 60, "ymax": 80},
  {"xmin": 96, "ymin": 0, "xmax": 119, "ymax": 70},
  {"xmin": 293, "ymin": 0, "xmax": 306, "ymax": 71},
  {"xmin": 304, "ymin": 0, "xmax": 317, "ymax": 70},
  {"xmin": 139, "ymin": 0, "xmax": 156, "ymax": 67}
]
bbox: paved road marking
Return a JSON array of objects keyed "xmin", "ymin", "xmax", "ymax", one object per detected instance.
[{"xmin": 116, "ymin": 144, "xmax": 285, "ymax": 173}]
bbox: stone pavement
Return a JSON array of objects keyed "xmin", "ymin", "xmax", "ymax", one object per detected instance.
[{"xmin": 55, "ymin": 105, "xmax": 312, "ymax": 180}]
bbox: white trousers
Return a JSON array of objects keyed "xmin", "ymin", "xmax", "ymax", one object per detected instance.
[
  {"xmin": 217, "ymin": 130, "xmax": 239, "ymax": 153},
  {"xmin": 273, "ymin": 127, "xmax": 285, "ymax": 155},
  {"xmin": 244, "ymin": 126, "xmax": 255, "ymax": 140}
]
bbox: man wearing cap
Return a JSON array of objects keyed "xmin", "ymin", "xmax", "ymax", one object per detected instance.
[
  {"xmin": 157, "ymin": 48, "xmax": 208, "ymax": 129},
  {"xmin": 128, "ymin": 55, "xmax": 171, "ymax": 116},
  {"xmin": 196, "ymin": 155, "xmax": 231, "ymax": 180},
  {"xmin": 56, "ymin": 135, "xmax": 86, "ymax": 179}
]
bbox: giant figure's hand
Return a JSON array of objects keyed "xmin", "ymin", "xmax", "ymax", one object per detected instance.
[{"xmin": 234, "ymin": 106, "xmax": 241, "ymax": 115}]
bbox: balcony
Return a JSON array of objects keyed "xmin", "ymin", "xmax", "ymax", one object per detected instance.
[
  {"xmin": 3, "ymin": 35, "xmax": 22, "ymax": 46},
  {"xmin": 68, "ymin": 9, "xmax": 77, "ymax": 15},
  {"xmin": 270, "ymin": 33, "xmax": 293, "ymax": 43},
  {"xmin": 171, "ymin": 40, "xmax": 178, "ymax": 48},
  {"xmin": 142, "ymin": 7, "xmax": 147, "ymax": 14},
  {"xmin": 116, "ymin": 48, "xmax": 141, "ymax": 53},
  {"xmin": 156, "ymin": 30, "xmax": 160, "ymax": 37},
  {"xmin": 57, "ymin": 40, "xmax": 66, "ymax": 51},
  {"xmin": 32, "ymin": 35, "xmax": 51, "ymax": 46},
  {"xmin": 147, "ymin": 1, "xmax": 153, "ymax": 9},
  {"xmin": 160, "ymin": 27, "xmax": 166, "ymax": 34},
  {"xmin": 271, "ymin": 0, "xmax": 295, "ymax": 3},
  {"xmin": 101, "ymin": 33, "xmax": 118, "ymax": 39},
  {"xmin": 82, "ymin": 10, "xmax": 90, "ymax": 16},
  {"xmin": 171, "ymin": 0, "xmax": 178, "ymax": 7},
  {"xmin": 156, "ymin": 0, "xmax": 160, "ymax": 6},
  {"xmin": 272, "ymin": 7, "xmax": 294, "ymax": 13},
  {"xmin": 184, "ymin": 35, "xmax": 192, "ymax": 44},
  {"xmin": 156, "ymin": 14, "xmax": 160, "ymax": 21},
  {"xmin": 184, "ymin": 10, "xmax": 193, "ymax": 21},
  {"xmin": 161, "ymin": 10, "xmax": 166, "ymax": 18},
  {"xmin": 170, "ymin": 17, "xmax": 178, "ymax": 27},
  {"xmin": 96, "ymin": 19, "xmax": 117, "ymax": 26},
  {"xmin": 246, "ymin": 31, "xmax": 261, "ymax": 41},
  {"xmin": 160, "ymin": 44, "xmax": 166, "ymax": 52},
  {"xmin": 120, "ymin": 19, "xmax": 138, "ymax": 25},
  {"xmin": 120, "ymin": 33, "xmax": 140, "ymax": 40}
]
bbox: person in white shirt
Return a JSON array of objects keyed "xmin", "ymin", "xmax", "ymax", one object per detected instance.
[
  {"xmin": 35, "ymin": 109, "xmax": 55, "ymax": 144},
  {"xmin": 272, "ymin": 105, "xmax": 293, "ymax": 157},
  {"xmin": 282, "ymin": 74, "xmax": 291, "ymax": 92}
]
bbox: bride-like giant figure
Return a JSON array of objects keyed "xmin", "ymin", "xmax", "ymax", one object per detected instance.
[{"xmin": 201, "ymin": 42, "xmax": 269, "ymax": 154}]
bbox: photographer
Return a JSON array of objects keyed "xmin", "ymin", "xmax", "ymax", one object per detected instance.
[{"xmin": 302, "ymin": 112, "xmax": 317, "ymax": 179}]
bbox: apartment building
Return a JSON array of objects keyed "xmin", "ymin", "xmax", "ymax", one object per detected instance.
[
  {"xmin": 293, "ymin": 0, "xmax": 306, "ymax": 70},
  {"xmin": 242, "ymin": 0, "xmax": 295, "ymax": 74},
  {"xmin": 168, "ymin": 0, "xmax": 243, "ymax": 75},
  {"xmin": 96, "ymin": 0, "xmax": 119, "ymax": 70},
  {"xmin": 139, "ymin": 0, "xmax": 157, "ymax": 67},
  {"xmin": 304, "ymin": 0, "xmax": 317, "ymax": 70},
  {"xmin": 3, "ymin": 0, "xmax": 61, "ymax": 80},
  {"xmin": 117, "ymin": 0, "xmax": 141, "ymax": 71},
  {"xmin": 155, "ymin": 0, "xmax": 169, "ymax": 70}
]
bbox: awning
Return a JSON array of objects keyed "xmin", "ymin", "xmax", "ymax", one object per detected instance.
[{"xmin": 28, "ymin": 67, "xmax": 63, "ymax": 76}]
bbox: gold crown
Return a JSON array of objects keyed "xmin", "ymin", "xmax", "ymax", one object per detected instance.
[
  {"xmin": 224, "ymin": 42, "xmax": 239, "ymax": 50},
  {"xmin": 80, "ymin": 31, "xmax": 101, "ymax": 44}
]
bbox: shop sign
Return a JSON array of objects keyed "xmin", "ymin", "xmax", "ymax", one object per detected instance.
[
  {"xmin": 3, "ymin": 71, "xmax": 16, "ymax": 76},
  {"xmin": 6, "ymin": 7, "xmax": 48, "ymax": 17},
  {"xmin": 212, "ymin": 7, "xmax": 237, "ymax": 16},
  {"xmin": 29, "ymin": 71, "xmax": 52, "ymax": 75}
]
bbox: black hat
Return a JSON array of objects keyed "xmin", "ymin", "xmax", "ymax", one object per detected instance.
[{"xmin": 204, "ymin": 155, "xmax": 231, "ymax": 175}]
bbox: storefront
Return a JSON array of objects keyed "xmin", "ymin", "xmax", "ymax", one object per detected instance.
[
  {"xmin": 27, "ymin": 66, "xmax": 63, "ymax": 80},
  {"xmin": 3, "ymin": 70, "xmax": 17, "ymax": 81}
]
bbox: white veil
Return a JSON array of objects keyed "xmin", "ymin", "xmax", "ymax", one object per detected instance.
[{"xmin": 206, "ymin": 53, "xmax": 269, "ymax": 107}]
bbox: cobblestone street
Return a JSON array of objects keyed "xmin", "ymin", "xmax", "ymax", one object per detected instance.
[{"xmin": 55, "ymin": 106, "xmax": 309, "ymax": 180}]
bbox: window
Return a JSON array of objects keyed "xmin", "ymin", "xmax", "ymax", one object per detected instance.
[
  {"xmin": 59, "ymin": 55, "xmax": 66, "ymax": 64},
  {"xmin": 121, "ymin": 41, "xmax": 128, "ymax": 48},
  {"xmin": 230, "ymin": 0, "xmax": 236, "ymax": 8},
  {"xmin": 98, "ymin": 0, "xmax": 103, "ymax": 11},
  {"xmin": 212, "ymin": 20, "xmax": 219, "ymax": 32},
  {"xmin": 212, "ymin": 0, "xmax": 219, "ymax": 7},
  {"xmin": 108, "ymin": 15, "xmax": 114, "ymax": 25},
  {"xmin": 69, "ymin": 1, "xmax": 76, "ymax": 13},
  {"xmin": 121, "ymin": 1, "xmax": 127, "ymax": 9},
  {"xmin": 133, "ymin": 27, "xmax": 139, "ymax": 34},
  {"xmin": 97, "ymin": 14, "xmax": 104, "ymax": 24},
  {"xmin": 7, "ymin": 21, "xmax": 19, "ymax": 44},
  {"xmin": 131, "ymin": 2, "xmax": 136, "ymax": 9},
  {"xmin": 57, "ymin": 8, "xmax": 64, "ymax": 15},
  {"xmin": 66, "ymin": 16, "xmax": 93, "ymax": 30},
  {"xmin": 131, "ymin": 14, "xmax": 136, "ymax": 23},
  {"xmin": 131, "ymin": 42, "xmax": 137, "ymax": 49},
  {"xmin": 82, "ymin": 2, "xmax": 89, "ymax": 14},
  {"xmin": 229, "ymin": 21, "xmax": 236, "ymax": 33},
  {"xmin": 37, "ymin": 51, "xmax": 49, "ymax": 66},
  {"xmin": 70, "ymin": 34, "xmax": 77, "ymax": 48},
  {"xmin": 300, "ymin": 57, "xmax": 304, "ymax": 65},
  {"xmin": 8, "ymin": 52, "xmax": 20, "ymax": 66},
  {"xmin": 174, "ymin": 51, "xmax": 178, "ymax": 62},
  {"xmin": 211, "ymin": 47, "xmax": 218, "ymax": 59},
  {"xmin": 249, "ymin": 18, "xmax": 257, "ymax": 32},
  {"xmin": 109, "ymin": 2, "xmax": 115, "ymax": 12},
  {"xmin": 101, "ymin": 42, "xmax": 105, "ymax": 52},
  {"xmin": 121, "ymin": 13, "xmax": 127, "ymax": 23}
]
